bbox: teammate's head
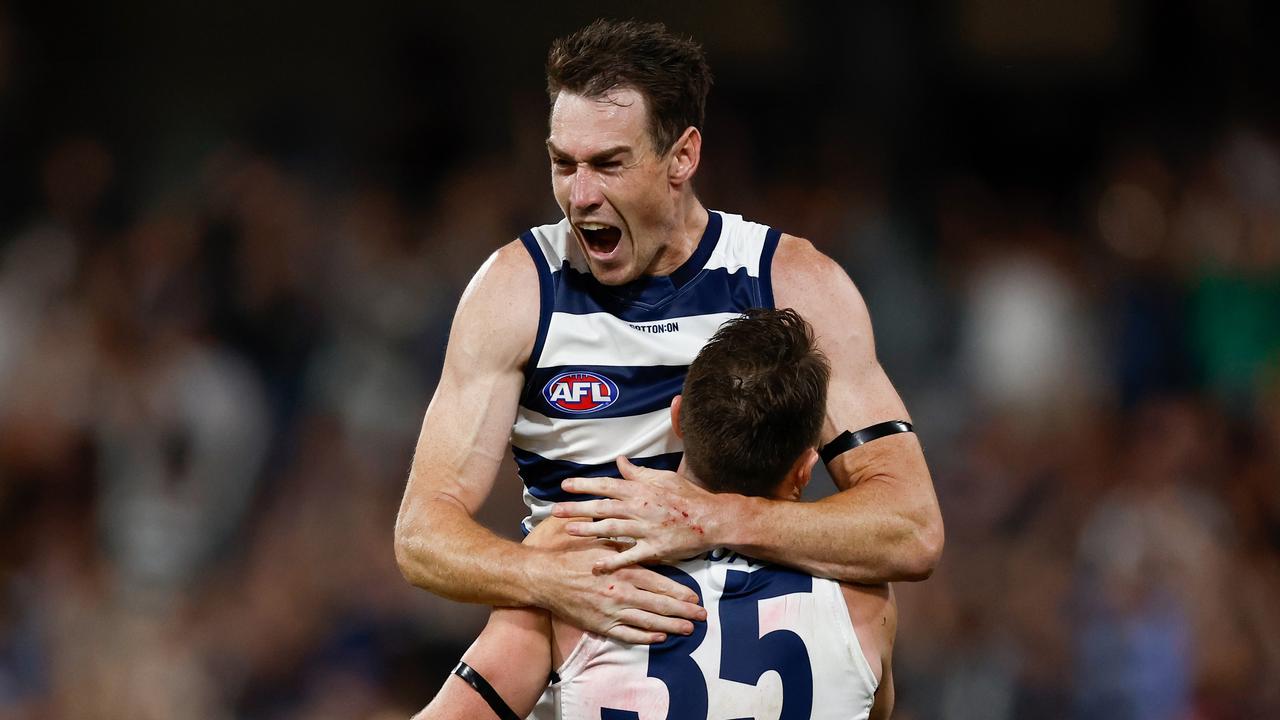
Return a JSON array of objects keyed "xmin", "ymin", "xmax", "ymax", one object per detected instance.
[
  {"xmin": 545, "ymin": 20, "xmax": 712, "ymax": 286},
  {"xmin": 672, "ymin": 308, "xmax": 830, "ymax": 500}
]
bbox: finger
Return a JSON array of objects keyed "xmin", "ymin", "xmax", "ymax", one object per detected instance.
[
  {"xmin": 626, "ymin": 590, "xmax": 708, "ymax": 626},
  {"xmin": 622, "ymin": 567, "xmax": 703, "ymax": 607},
  {"xmin": 604, "ymin": 625, "xmax": 667, "ymax": 645},
  {"xmin": 616, "ymin": 568, "xmax": 705, "ymax": 617},
  {"xmin": 561, "ymin": 476, "xmax": 633, "ymax": 499},
  {"xmin": 566, "ymin": 519, "xmax": 642, "ymax": 539},
  {"xmin": 592, "ymin": 543, "xmax": 660, "ymax": 573},
  {"xmin": 615, "ymin": 608, "xmax": 696, "ymax": 636},
  {"xmin": 616, "ymin": 456, "xmax": 674, "ymax": 486},
  {"xmin": 551, "ymin": 498, "xmax": 629, "ymax": 520},
  {"xmin": 615, "ymin": 455, "xmax": 645, "ymax": 480}
]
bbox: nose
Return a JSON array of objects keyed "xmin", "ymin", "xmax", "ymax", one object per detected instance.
[{"xmin": 569, "ymin": 166, "xmax": 604, "ymax": 214}]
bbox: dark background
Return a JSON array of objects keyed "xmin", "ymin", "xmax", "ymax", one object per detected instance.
[{"xmin": 1, "ymin": 1, "xmax": 1278, "ymax": 718}]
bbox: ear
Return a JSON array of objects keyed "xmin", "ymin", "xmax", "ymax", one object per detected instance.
[
  {"xmin": 670, "ymin": 394, "xmax": 684, "ymax": 439},
  {"xmin": 783, "ymin": 447, "xmax": 819, "ymax": 500},
  {"xmin": 667, "ymin": 126, "xmax": 701, "ymax": 186}
]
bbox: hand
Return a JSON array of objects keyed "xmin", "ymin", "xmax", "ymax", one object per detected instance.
[
  {"xmin": 529, "ymin": 540, "xmax": 706, "ymax": 644},
  {"xmin": 552, "ymin": 456, "xmax": 724, "ymax": 573}
]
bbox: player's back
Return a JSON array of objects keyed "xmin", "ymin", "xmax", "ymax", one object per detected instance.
[{"xmin": 551, "ymin": 549, "xmax": 883, "ymax": 720}]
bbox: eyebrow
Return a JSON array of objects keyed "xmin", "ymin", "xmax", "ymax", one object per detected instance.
[{"xmin": 545, "ymin": 141, "xmax": 630, "ymax": 164}]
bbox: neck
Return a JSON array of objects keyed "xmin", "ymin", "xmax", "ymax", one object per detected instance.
[
  {"xmin": 646, "ymin": 196, "xmax": 708, "ymax": 277},
  {"xmin": 676, "ymin": 456, "xmax": 787, "ymax": 500},
  {"xmin": 675, "ymin": 456, "xmax": 701, "ymax": 488}
]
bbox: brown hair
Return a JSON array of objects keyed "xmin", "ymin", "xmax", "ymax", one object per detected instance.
[
  {"xmin": 680, "ymin": 308, "xmax": 830, "ymax": 498},
  {"xmin": 546, "ymin": 19, "xmax": 713, "ymax": 155}
]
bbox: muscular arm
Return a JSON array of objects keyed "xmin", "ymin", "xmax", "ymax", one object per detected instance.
[
  {"xmin": 395, "ymin": 242, "xmax": 545, "ymax": 606},
  {"xmin": 394, "ymin": 241, "xmax": 703, "ymax": 640},
  {"xmin": 724, "ymin": 235, "xmax": 943, "ymax": 581}
]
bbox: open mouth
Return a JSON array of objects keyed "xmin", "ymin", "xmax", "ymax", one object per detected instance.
[{"xmin": 577, "ymin": 223, "xmax": 622, "ymax": 256}]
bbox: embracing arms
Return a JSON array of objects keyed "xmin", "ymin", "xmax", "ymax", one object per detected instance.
[
  {"xmin": 555, "ymin": 235, "xmax": 943, "ymax": 583},
  {"xmin": 394, "ymin": 242, "xmax": 703, "ymax": 641}
]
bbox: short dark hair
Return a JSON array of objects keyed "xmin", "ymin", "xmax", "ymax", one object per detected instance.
[
  {"xmin": 546, "ymin": 19, "xmax": 713, "ymax": 155},
  {"xmin": 680, "ymin": 308, "xmax": 830, "ymax": 498}
]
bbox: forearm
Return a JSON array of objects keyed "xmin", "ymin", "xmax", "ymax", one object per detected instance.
[
  {"xmin": 415, "ymin": 606, "xmax": 553, "ymax": 720},
  {"xmin": 718, "ymin": 469, "xmax": 942, "ymax": 583},
  {"xmin": 395, "ymin": 493, "xmax": 549, "ymax": 607}
]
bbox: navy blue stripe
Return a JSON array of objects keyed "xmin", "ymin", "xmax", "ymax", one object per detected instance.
[
  {"xmin": 520, "ymin": 364, "xmax": 688, "ymax": 420},
  {"xmin": 758, "ymin": 227, "xmax": 781, "ymax": 309},
  {"xmin": 669, "ymin": 210, "xmax": 723, "ymax": 288},
  {"xmin": 552, "ymin": 265, "xmax": 762, "ymax": 321},
  {"xmin": 514, "ymin": 448, "xmax": 683, "ymax": 502},
  {"xmin": 519, "ymin": 231, "xmax": 556, "ymax": 388}
]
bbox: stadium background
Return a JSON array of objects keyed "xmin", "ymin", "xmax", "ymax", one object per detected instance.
[{"xmin": 1, "ymin": 1, "xmax": 1278, "ymax": 718}]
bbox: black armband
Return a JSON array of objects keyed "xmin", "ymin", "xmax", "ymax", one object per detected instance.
[
  {"xmin": 451, "ymin": 661, "xmax": 522, "ymax": 720},
  {"xmin": 820, "ymin": 421, "xmax": 915, "ymax": 465}
]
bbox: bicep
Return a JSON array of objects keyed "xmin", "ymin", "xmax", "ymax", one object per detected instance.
[
  {"xmin": 772, "ymin": 237, "xmax": 914, "ymax": 488},
  {"xmin": 772, "ymin": 236, "xmax": 909, "ymax": 439},
  {"xmin": 401, "ymin": 244, "xmax": 538, "ymax": 518}
]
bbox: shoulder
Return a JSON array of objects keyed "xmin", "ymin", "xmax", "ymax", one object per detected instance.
[
  {"xmin": 839, "ymin": 581, "xmax": 895, "ymax": 626},
  {"xmin": 447, "ymin": 239, "xmax": 541, "ymax": 369},
  {"xmin": 770, "ymin": 234, "xmax": 871, "ymax": 335},
  {"xmin": 772, "ymin": 235, "xmax": 861, "ymax": 301},
  {"xmin": 839, "ymin": 582, "xmax": 896, "ymax": 680},
  {"xmin": 463, "ymin": 239, "xmax": 541, "ymax": 303}
]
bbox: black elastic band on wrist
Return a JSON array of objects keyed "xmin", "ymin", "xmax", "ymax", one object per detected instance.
[
  {"xmin": 820, "ymin": 420, "xmax": 915, "ymax": 465},
  {"xmin": 452, "ymin": 660, "xmax": 522, "ymax": 720}
]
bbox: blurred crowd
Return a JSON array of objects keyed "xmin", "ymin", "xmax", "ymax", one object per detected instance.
[{"xmin": 2, "ymin": 5, "xmax": 1280, "ymax": 720}]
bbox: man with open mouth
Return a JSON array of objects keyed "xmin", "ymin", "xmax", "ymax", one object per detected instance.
[{"xmin": 395, "ymin": 17, "xmax": 943, "ymax": 717}]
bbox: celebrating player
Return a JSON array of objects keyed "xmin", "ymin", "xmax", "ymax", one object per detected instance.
[
  {"xmin": 416, "ymin": 309, "xmax": 897, "ymax": 720},
  {"xmin": 395, "ymin": 19, "xmax": 942, "ymax": 644}
]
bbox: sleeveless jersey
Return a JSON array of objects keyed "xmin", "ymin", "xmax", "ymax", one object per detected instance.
[
  {"xmin": 513, "ymin": 211, "xmax": 780, "ymax": 532},
  {"xmin": 552, "ymin": 551, "xmax": 880, "ymax": 720}
]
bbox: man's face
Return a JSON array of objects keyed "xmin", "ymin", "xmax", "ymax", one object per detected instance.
[{"xmin": 547, "ymin": 88, "xmax": 679, "ymax": 286}]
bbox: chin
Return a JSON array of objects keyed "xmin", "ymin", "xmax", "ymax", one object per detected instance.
[{"xmin": 589, "ymin": 262, "xmax": 638, "ymax": 286}]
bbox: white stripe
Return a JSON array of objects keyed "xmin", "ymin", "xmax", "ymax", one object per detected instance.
[
  {"xmin": 511, "ymin": 405, "xmax": 681, "ymax": 466},
  {"xmin": 702, "ymin": 212, "xmax": 770, "ymax": 276},
  {"xmin": 521, "ymin": 495, "xmax": 554, "ymax": 533},
  {"xmin": 529, "ymin": 220, "xmax": 588, "ymax": 274},
  {"xmin": 538, "ymin": 311, "xmax": 741, "ymax": 368}
]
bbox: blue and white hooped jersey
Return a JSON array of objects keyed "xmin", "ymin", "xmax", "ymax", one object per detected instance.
[
  {"xmin": 513, "ymin": 211, "xmax": 780, "ymax": 532},
  {"xmin": 551, "ymin": 551, "xmax": 880, "ymax": 720}
]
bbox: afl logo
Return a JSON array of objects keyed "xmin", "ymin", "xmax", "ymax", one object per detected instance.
[{"xmin": 543, "ymin": 371, "xmax": 619, "ymax": 414}]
